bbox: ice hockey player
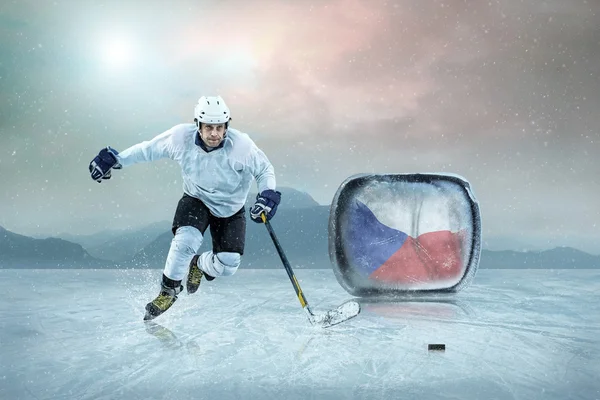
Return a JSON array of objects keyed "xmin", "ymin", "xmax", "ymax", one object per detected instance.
[{"xmin": 88, "ymin": 96, "xmax": 281, "ymax": 320}]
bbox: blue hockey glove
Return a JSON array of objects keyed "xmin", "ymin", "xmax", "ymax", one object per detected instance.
[
  {"xmin": 250, "ymin": 189, "xmax": 281, "ymax": 223},
  {"xmin": 89, "ymin": 146, "xmax": 122, "ymax": 183}
]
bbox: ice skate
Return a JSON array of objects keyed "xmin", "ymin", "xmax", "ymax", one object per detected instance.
[
  {"xmin": 144, "ymin": 283, "xmax": 182, "ymax": 321},
  {"xmin": 186, "ymin": 254, "xmax": 216, "ymax": 293},
  {"xmin": 186, "ymin": 255, "xmax": 203, "ymax": 294}
]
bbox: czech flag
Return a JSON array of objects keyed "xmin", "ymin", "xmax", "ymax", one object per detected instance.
[{"xmin": 346, "ymin": 200, "xmax": 465, "ymax": 284}]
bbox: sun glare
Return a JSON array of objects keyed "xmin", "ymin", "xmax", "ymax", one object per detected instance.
[{"xmin": 100, "ymin": 38, "xmax": 134, "ymax": 70}]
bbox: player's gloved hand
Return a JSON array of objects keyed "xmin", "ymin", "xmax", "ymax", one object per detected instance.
[
  {"xmin": 89, "ymin": 146, "xmax": 122, "ymax": 183},
  {"xmin": 250, "ymin": 189, "xmax": 281, "ymax": 223}
]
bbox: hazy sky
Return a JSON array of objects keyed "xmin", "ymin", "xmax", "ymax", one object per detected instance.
[{"xmin": 0, "ymin": 0, "xmax": 599, "ymax": 253}]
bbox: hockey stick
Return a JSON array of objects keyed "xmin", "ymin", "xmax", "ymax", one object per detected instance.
[{"xmin": 261, "ymin": 213, "xmax": 360, "ymax": 328}]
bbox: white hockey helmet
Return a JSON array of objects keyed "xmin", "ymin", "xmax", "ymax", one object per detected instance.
[{"xmin": 194, "ymin": 96, "xmax": 231, "ymax": 127}]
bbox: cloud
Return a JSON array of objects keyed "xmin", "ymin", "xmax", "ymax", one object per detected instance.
[{"xmin": 0, "ymin": 0, "xmax": 599, "ymax": 253}]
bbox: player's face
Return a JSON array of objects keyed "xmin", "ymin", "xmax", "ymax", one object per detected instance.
[{"xmin": 199, "ymin": 123, "xmax": 226, "ymax": 147}]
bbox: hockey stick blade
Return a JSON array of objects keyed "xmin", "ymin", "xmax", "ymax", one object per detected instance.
[
  {"xmin": 261, "ymin": 217, "xmax": 360, "ymax": 328},
  {"xmin": 308, "ymin": 300, "xmax": 361, "ymax": 328}
]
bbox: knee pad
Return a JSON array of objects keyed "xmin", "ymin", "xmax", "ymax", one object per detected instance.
[
  {"xmin": 215, "ymin": 252, "xmax": 241, "ymax": 276},
  {"xmin": 198, "ymin": 251, "xmax": 241, "ymax": 277},
  {"xmin": 164, "ymin": 226, "xmax": 203, "ymax": 281},
  {"xmin": 171, "ymin": 226, "xmax": 203, "ymax": 256}
]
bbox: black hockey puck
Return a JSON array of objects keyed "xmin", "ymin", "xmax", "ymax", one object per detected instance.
[{"xmin": 428, "ymin": 344, "xmax": 446, "ymax": 351}]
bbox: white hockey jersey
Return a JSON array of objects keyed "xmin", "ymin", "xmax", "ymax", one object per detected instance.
[{"xmin": 116, "ymin": 124, "xmax": 276, "ymax": 218}]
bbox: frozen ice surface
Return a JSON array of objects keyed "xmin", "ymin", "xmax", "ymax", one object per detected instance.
[{"xmin": 1, "ymin": 268, "xmax": 598, "ymax": 400}]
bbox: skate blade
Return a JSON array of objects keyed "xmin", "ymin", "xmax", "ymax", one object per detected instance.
[
  {"xmin": 143, "ymin": 311, "xmax": 156, "ymax": 321},
  {"xmin": 143, "ymin": 304, "xmax": 161, "ymax": 321}
]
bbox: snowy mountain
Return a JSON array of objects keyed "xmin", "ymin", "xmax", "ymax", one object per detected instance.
[
  {"xmin": 55, "ymin": 222, "xmax": 172, "ymax": 258},
  {"xmin": 245, "ymin": 187, "xmax": 320, "ymax": 209},
  {"xmin": 50, "ymin": 187, "xmax": 320, "ymax": 262},
  {"xmin": 0, "ymin": 188, "xmax": 326, "ymax": 269},
  {"xmin": 480, "ymin": 247, "xmax": 600, "ymax": 269},
  {"xmin": 131, "ymin": 206, "xmax": 331, "ymax": 269},
  {"xmin": 85, "ymin": 221, "xmax": 171, "ymax": 262},
  {"xmin": 3, "ymin": 222, "xmax": 600, "ymax": 269},
  {"xmin": 2, "ymin": 184, "xmax": 600, "ymax": 269},
  {"xmin": 57, "ymin": 229, "xmax": 129, "ymax": 250},
  {"xmin": 0, "ymin": 226, "xmax": 114, "ymax": 268}
]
